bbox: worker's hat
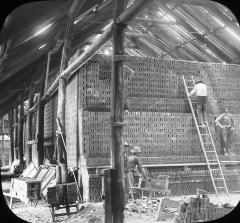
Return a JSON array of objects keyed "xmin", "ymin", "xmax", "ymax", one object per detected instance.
[
  {"xmin": 130, "ymin": 146, "xmax": 141, "ymax": 153},
  {"xmin": 123, "ymin": 141, "xmax": 130, "ymax": 146},
  {"xmin": 195, "ymin": 75, "xmax": 203, "ymax": 83}
]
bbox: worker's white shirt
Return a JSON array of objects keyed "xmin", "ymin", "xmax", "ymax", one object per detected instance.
[{"xmin": 190, "ymin": 83, "xmax": 207, "ymax": 96}]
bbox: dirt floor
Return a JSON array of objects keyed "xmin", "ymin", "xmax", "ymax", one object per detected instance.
[{"xmin": 3, "ymin": 193, "xmax": 240, "ymax": 223}]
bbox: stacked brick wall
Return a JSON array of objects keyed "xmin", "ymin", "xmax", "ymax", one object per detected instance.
[
  {"xmin": 64, "ymin": 55, "xmax": 240, "ymax": 201},
  {"xmin": 80, "ymin": 55, "xmax": 240, "ymax": 114},
  {"xmin": 81, "ymin": 111, "xmax": 240, "ymax": 161},
  {"xmin": 43, "ymin": 94, "xmax": 58, "ymax": 159},
  {"xmin": 65, "ymin": 74, "xmax": 78, "ymax": 167}
]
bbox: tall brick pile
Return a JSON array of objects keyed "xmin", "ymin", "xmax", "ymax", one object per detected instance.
[{"xmin": 58, "ymin": 54, "xmax": 240, "ymax": 201}]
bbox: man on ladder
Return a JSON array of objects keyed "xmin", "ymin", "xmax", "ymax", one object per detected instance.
[
  {"xmin": 187, "ymin": 75, "xmax": 208, "ymax": 128},
  {"xmin": 183, "ymin": 74, "xmax": 229, "ymax": 197}
]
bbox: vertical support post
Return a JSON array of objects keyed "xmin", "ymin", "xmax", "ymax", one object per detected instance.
[
  {"xmin": 8, "ymin": 109, "xmax": 14, "ymax": 165},
  {"xmin": 14, "ymin": 106, "xmax": 19, "ymax": 159},
  {"xmin": 104, "ymin": 169, "xmax": 113, "ymax": 223},
  {"xmin": 111, "ymin": 0, "xmax": 126, "ymax": 222},
  {"xmin": 18, "ymin": 94, "xmax": 24, "ymax": 165},
  {"xmin": 26, "ymin": 86, "xmax": 34, "ymax": 165},
  {"xmin": 37, "ymin": 60, "xmax": 47, "ymax": 167},
  {"xmin": 1, "ymin": 116, "xmax": 5, "ymax": 166},
  {"xmin": 56, "ymin": 0, "xmax": 84, "ymax": 184},
  {"xmin": 44, "ymin": 51, "xmax": 52, "ymax": 95}
]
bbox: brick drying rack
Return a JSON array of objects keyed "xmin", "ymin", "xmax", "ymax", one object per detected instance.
[{"xmin": 44, "ymin": 54, "xmax": 240, "ymax": 201}]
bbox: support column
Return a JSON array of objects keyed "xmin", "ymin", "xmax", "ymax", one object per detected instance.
[
  {"xmin": 111, "ymin": 0, "xmax": 127, "ymax": 222},
  {"xmin": 56, "ymin": 0, "xmax": 84, "ymax": 184},
  {"xmin": 1, "ymin": 116, "xmax": 5, "ymax": 166},
  {"xmin": 26, "ymin": 86, "xmax": 34, "ymax": 165},
  {"xmin": 14, "ymin": 105, "xmax": 19, "ymax": 160},
  {"xmin": 18, "ymin": 95, "xmax": 24, "ymax": 165},
  {"xmin": 37, "ymin": 61, "xmax": 47, "ymax": 167},
  {"xmin": 8, "ymin": 109, "xmax": 14, "ymax": 165}
]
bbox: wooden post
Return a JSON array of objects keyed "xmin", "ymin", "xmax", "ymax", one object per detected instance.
[
  {"xmin": 37, "ymin": 60, "xmax": 47, "ymax": 167},
  {"xmin": 111, "ymin": 0, "xmax": 127, "ymax": 222},
  {"xmin": 18, "ymin": 94, "xmax": 24, "ymax": 165},
  {"xmin": 26, "ymin": 86, "xmax": 34, "ymax": 165},
  {"xmin": 14, "ymin": 105, "xmax": 19, "ymax": 159},
  {"xmin": 44, "ymin": 51, "xmax": 52, "ymax": 95},
  {"xmin": 1, "ymin": 116, "xmax": 5, "ymax": 166},
  {"xmin": 8, "ymin": 109, "xmax": 14, "ymax": 165},
  {"xmin": 56, "ymin": 0, "xmax": 84, "ymax": 184},
  {"xmin": 104, "ymin": 169, "xmax": 113, "ymax": 223}
]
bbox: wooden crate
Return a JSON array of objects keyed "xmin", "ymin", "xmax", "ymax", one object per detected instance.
[
  {"xmin": 47, "ymin": 182, "xmax": 78, "ymax": 205},
  {"xmin": 12, "ymin": 178, "xmax": 42, "ymax": 203}
]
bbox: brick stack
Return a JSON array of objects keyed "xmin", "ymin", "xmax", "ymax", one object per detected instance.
[
  {"xmin": 150, "ymin": 167, "xmax": 240, "ymax": 196},
  {"xmin": 174, "ymin": 195, "xmax": 233, "ymax": 223},
  {"xmin": 64, "ymin": 54, "xmax": 240, "ymax": 201}
]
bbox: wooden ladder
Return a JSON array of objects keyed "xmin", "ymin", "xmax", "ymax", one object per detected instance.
[{"xmin": 182, "ymin": 75, "xmax": 229, "ymax": 197}]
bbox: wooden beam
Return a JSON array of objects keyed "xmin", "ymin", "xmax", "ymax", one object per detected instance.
[
  {"xmin": 44, "ymin": 51, "xmax": 52, "ymax": 95},
  {"xmin": 111, "ymin": 0, "xmax": 126, "ymax": 222},
  {"xmin": 8, "ymin": 109, "xmax": 14, "ymax": 165},
  {"xmin": 43, "ymin": 0, "xmax": 155, "ymax": 102},
  {"xmin": 117, "ymin": 0, "xmax": 154, "ymax": 24},
  {"xmin": 14, "ymin": 106, "xmax": 19, "ymax": 160},
  {"xmin": 36, "ymin": 58, "xmax": 47, "ymax": 167},
  {"xmin": 28, "ymin": 102, "xmax": 39, "ymax": 113},
  {"xmin": 26, "ymin": 85, "xmax": 34, "ymax": 165},
  {"xmin": 175, "ymin": 0, "xmax": 217, "ymax": 7},
  {"xmin": 1, "ymin": 116, "xmax": 5, "ymax": 166},
  {"xmin": 57, "ymin": 0, "xmax": 85, "ymax": 185},
  {"xmin": 130, "ymin": 17, "xmax": 177, "ymax": 25},
  {"xmin": 62, "ymin": 26, "xmax": 113, "ymax": 80},
  {"xmin": 18, "ymin": 94, "xmax": 24, "ymax": 165}
]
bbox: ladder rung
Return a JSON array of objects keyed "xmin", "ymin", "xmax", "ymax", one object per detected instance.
[
  {"xmin": 205, "ymin": 151, "xmax": 215, "ymax": 152},
  {"xmin": 216, "ymin": 187, "xmax": 225, "ymax": 189},
  {"xmin": 201, "ymin": 133, "xmax": 210, "ymax": 135},
  {"xmin": 211, "ymin": 169, "xmax": 220, "ymax": 171},
  {"xmin": 213, "ymin": 178, "xmax": 223, "ymax": 180}
]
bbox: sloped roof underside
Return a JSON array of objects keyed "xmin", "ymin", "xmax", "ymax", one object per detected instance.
[{"xmin": 0, "ymin": 0, "xmax": 240, "ymax": 114}]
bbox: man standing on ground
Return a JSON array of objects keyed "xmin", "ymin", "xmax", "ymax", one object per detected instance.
[
  {"xmin": 215, "ymin": 106, "xmax": 235, "ymax": 155},
  {"xmin": 187, "ymin": 75, "xmax": 208, "ymax": 128}
]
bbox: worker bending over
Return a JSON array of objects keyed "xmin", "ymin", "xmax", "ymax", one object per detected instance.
[{"xmin": 123, "ymin": 143, "xmax": 149, "ymax": 204}]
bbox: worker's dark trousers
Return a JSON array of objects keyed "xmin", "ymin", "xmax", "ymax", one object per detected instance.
[
  {"xmin": 197, "ymin": 104, "xmax": 206, "ymax": 125},
  {"xmin": 220, "ymin": 127, "xmax": 233, "ymax": 154}
]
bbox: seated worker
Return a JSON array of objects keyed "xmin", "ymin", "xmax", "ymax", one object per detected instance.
[
  {"xmin": 123, "ymin": 144, "xmax": 149, "ymax": 204},
  {"xmin": 187, "ymin": 75, "xmax": 208, "ymax": 128},
  {"xmin": 215, "ymin": 106, "xmax": 235, "ymax": 155}
]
